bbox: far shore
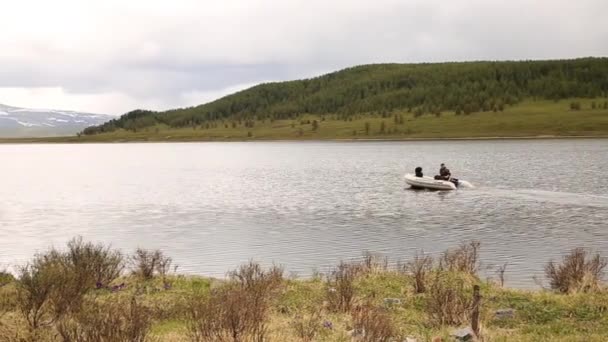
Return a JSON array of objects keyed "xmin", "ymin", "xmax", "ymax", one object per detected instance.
[{"xmin": 1, "ymin": 134, "xmax": 608, "ymax": 144}]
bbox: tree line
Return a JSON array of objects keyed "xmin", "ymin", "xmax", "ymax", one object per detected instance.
[{"xmin": 83, "ymin": 58, "xmax": 608, "ymax": 135}]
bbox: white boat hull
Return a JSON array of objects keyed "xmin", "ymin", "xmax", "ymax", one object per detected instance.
[{"xmin": 404, "ymin": 174, "xmax": 458, "ymax": 190}]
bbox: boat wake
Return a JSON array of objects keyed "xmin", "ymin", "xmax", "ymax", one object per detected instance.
[{"xmin": 475, "ymin": 188, "xmax": 608, "ymax": 208}]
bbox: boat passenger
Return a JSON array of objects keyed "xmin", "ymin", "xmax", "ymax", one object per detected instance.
[
  {"xmin": 434, "ymin": 163, "xmax": 451, "ymax": 180},
  {"xmin": 415, "ymin": 167, "xmax": 423, "ymax": 177}
]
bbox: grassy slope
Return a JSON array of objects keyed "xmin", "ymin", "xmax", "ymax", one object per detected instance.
[
  {"xmin": 3, "ymin": 273, "xmax": 606, "ymax": 341},
  {"xmin": 2, "ymin": 98, "xmax": 605, "ymax": 143}
]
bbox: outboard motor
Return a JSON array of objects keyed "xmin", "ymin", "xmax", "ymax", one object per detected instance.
[{"xmin": 450, "ymin": 178, "xmax": 459, "ymax": 187}]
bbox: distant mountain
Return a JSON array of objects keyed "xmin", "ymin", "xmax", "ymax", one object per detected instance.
[{"xmin": 0, "ymin": 104, "xmax": 113, "ymax": 137}]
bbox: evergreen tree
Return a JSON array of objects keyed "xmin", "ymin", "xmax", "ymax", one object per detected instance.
[{"xmin": 82, "ymin": 58, "xmax": 608, "ymax": 135}]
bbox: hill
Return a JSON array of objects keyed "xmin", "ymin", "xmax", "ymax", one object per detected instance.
[
  {"xmin": 0, "ymin": 103, "xmax": 112, "ymax": 138},
  {"xmin": 81, "ymin": 58, "xmax": 608, "ymax": 140}
]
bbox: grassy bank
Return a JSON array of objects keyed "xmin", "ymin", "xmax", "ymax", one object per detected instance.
[
  {"xmin": 1, "ymin": 239, "xmax": 607, "ymax": 341},
  {"xmin": 1, "ymin": 99, "xmax": 608, "ymax": 143}
]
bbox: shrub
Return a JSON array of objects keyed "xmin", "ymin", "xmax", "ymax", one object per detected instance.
[
  {"xmin": 0, "ymin": 271, "xmax": 14, "ymax": 286},
  {"xmin": 496, "ymin": 263, "xmax": 508, "ymax": 287},
  {"xmin": 65, "ymin": 237, "xmax": 124, "ymax": 288},
  {"xmin": 16, "ymin": 252, "xmax": 80, "ymax": 331},
  {"xmin": 326, "ymin": 261, "xmax": 357, "ymax": 313},
  {"xmin": 545, "ymin": 248, "xmax": 607, "ymax": 293},
  {"xmin": 439, "ymin": 241, "xmax": 481, "ymax": 276},
  {"xmin": 57, "ymin": 296, "xmax": 151, "ymax": 342},
  {"xmin": 130, "ymin": 248, "xmax": 171, "ymax": 280},
  {"xmin": 290, "ymin": 309, "xmax": 323, "ymax": 342},
  {"xmin": 361, "ymin": 251, "xmax": 388, "ymax": 275},
  {"xmin": 188, "ymin": 262, "xmax": 283, "ymax": 342},
  {"xmin": 187, "ymin": 292, "xmax": 226, "ymax": 342},
  {"xmin": 405, "ymin": 250, "xmax": 434, "ymax": 294},
  {"xmin": 570, "ymin": 101, "xmax": 581, "ymax": 110},
  {"xmin": 15, "ymin": 238, "xmax": 124, "ymax": 335},
  {"xmin": 156, "ymin": 254, "xmax": 176, "ymax": 289},
  {"xmin": 351, "ymin": 303, "xmax": 397, "ymax": 342},
  {"xmin": 426, "ymin": 271, "xmax": 475, "ymax": 327}
]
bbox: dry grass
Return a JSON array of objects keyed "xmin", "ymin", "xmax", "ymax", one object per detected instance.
[
  {"xmin": 289, "ymin": 309, "xmax": 323, "ymax": 342},
  {"xmin": 3, "ymin": 238, "xmax": 608, "ymax": 341},
  {"xmin": 545, "ymin": 248, "xmax": 607, "ymax": 293}
]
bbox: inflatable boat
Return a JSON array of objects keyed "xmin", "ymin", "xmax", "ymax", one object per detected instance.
[{"xmin": 404, "ymin": 174, "xmax": 472, "ymax": 191}]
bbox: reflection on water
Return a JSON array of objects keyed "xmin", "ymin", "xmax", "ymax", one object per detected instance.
[{"xmin": 1, "ymin": 140, "xmax": 607, "ymax": 288}]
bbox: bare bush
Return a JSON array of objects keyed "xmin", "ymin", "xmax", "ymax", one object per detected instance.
[
  {"xmin": 405, "ymin": 250, "xmax": 434, "ymax": 293},
  {"xmin": 16, "ymin": 252, "xmax": 76, "ymax": 332},
  {"xmin": 439, "ymin": 241, "xmax": 481, "ymax": 275},
  {"xmin": 188, "ymin": 262, "xmax": 284, "ymax": 342},
  {"xmin": 229, "ymin": 261, "xmax": 283, "ymax": 292},
  {"xmin": 187, "ymin": 292, "xmax": 225, "ymax": 342},
  {"xmin": 496, "ymin": 263, "xmax": 508, "ymax": 287},
  {"xmin": 426, "ymin": 271, "xmax": 475, "ymax": 326},
  {"xmin": 130, "ymin": 248, "xmax": 171, "ymax": 280},
  {"xmin": 545, "ymin": 248, "xmax": 607, "ymax": 293},
  {"xmin": 156, "ymin": 254, "xmax": 176, "ymax": 289},
  {"xmin": 351, "ymin": 303, "xmax": 397, "ymax": 342},
  {"xmin": 290, "ymin": 310, "xmax": 323, "ymax": 342},
  {"xmin": 188, "ymin": 286, "xmax": 271, "ymax": 342},
  {"xmin": 326, "ymin": 262, "xmax": 357, "ymax": 313},
  {"xmin": 16, "ymin": 238, "xmax": 124, "ymax": 335},
  {"xmin": 361, "ymin": 252, "xmax": 388, "ymax": 275},
  {"xmin": 57, "ymin": 296, "xmax": 152, "ymax": 342},
  {"xmin": 66, "ymin": 237, "xmax": 124, "ymax": 288}
]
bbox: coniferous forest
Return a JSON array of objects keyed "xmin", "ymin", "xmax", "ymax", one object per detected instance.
[{"xmin": 83, "ymin": 58, "xmax": 608, "ymax": 136}]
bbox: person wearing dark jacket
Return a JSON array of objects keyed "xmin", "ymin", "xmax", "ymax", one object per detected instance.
[
  {"xmin": 434, "ymin": 163, "xmax": 451, "ymax": 180},
  {"xmin": 415, "ymin": 167, "xmax": 423, "ymax": 177}
]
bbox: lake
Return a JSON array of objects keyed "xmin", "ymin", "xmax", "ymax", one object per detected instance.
[{"xmin": 1, "ymin": 140, "xmax": 607, "ymax": 287}]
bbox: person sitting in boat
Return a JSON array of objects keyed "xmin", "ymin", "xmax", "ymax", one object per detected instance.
[
  {"xmin": 415, "ymin": 167, "xmax": 423, "ymax": 177},
  {"xmin": 434, "ymin": 163, "xmax": 451, "ymax": 180}
]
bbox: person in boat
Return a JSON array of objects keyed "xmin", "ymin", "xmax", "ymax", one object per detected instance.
[
  {"xmin": 415, "ymin": 167, "xmax": 423, "ymax": 177},
  {"xmin": 434, "ymin": 163, "xmax": 451, "ymax": 180}
]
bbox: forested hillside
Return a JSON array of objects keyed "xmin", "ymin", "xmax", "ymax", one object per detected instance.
[{"xmin": 83, "ymin": 58, "xmax": 608, "ymax": 135}]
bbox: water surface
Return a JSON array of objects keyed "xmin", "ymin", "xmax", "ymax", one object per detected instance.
[{"xmin": 1, "ymin": 140, "xmax": 607, "ymax": 287}]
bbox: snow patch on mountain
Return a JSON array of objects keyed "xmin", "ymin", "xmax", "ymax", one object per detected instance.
[{"xmin": 0, "ymin": 103, "xmax": 113, "ymax": 137}]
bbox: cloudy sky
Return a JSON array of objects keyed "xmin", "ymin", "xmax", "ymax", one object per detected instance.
[{"xmin": 1, "ymin": 0, "xmax": 607, "ymax": 115}]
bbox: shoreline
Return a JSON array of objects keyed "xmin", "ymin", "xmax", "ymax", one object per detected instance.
[{"xmin": 1, "ymin": 134, "xmax": 607, "ymax": 144}]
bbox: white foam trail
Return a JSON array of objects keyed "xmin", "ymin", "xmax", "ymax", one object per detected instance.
[
  {"xmin": 458, "ymin": 180, "xmax": 474, "ymax": 189},
  {"xmin": 474, "ymin": 188, "xmax": 608, "ymax": 208}
]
